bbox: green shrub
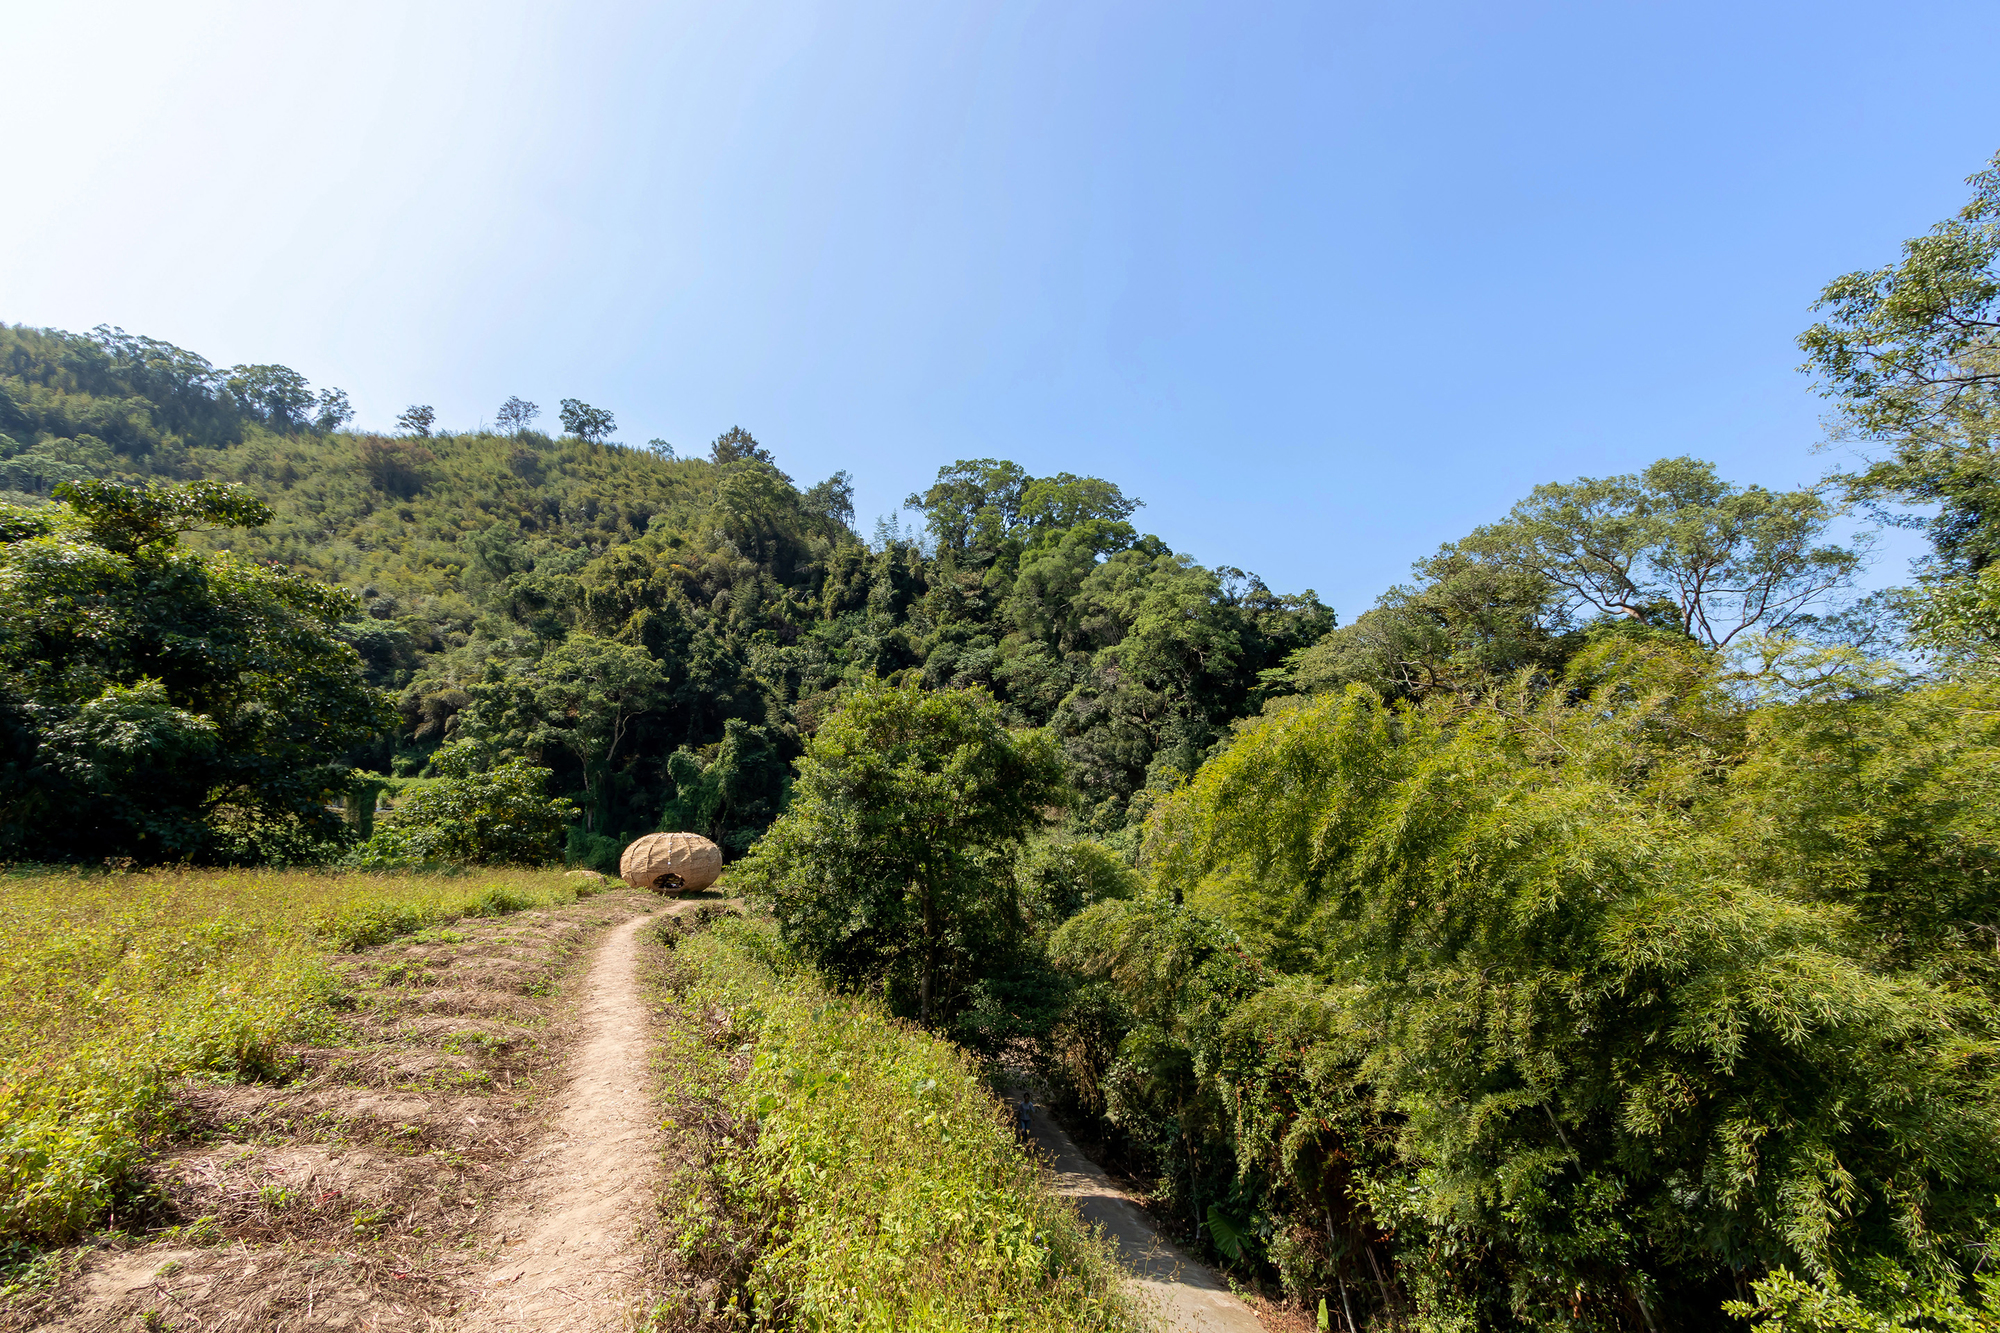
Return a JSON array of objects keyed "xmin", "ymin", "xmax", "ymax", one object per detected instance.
[
  {"xmin": 565, "ymin": 828, "xmax": 625, "ymax": 873},
  {"xmin": 350, "ymin": 751, "xmax": 574, "ymax": 866},
  {"xmin": 1061, "ymin": 645, "xmax": 2000, "ymax": 1327},
  {"xmin": 1728, "ymin": 1262, "xmax": 2000, "ymax": 1332}
]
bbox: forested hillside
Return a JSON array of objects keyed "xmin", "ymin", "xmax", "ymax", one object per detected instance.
[
  {"xmin": 10, "ymin": 149, "xmax": 2000, "ymax": 1331},
  {"xmin": 0, "ymin": 324, "xmax": 1328, "ymax": 862}
]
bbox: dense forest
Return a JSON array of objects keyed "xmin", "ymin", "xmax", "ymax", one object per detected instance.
[
  {"xmin": 8, "ymin": 152, "xmax": 2000, "ymax": 1331},
  {"xmin": 0, "ymin": 325, "xmax": 1327, "ymax": 863}
]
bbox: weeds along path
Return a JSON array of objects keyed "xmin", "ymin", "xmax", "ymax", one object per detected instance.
[
  {"xmin": 460, "ymin": 907, "xmax": 678, "ymax": 1332},
  {"xmin": 1027, "ymin": 1108, "xmax": 1265, "ymax": 1333}
]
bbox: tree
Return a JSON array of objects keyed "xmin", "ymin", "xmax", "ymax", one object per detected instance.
[
  {"xmin": 496, "ymin": 396, "xmax": 540, "ymax": 433},
  {"xmin": 313, "ymin": 388, "xmax": 353, "ymax": 432},
  {"xmin": 355, "ymin": 745, "xmax": 572, "ymax": 864},
  {"xmin": 0, "ymin": 435, "xmax": 112, "ymax": 496},
  {"xmin": 559, "ymin": 399, "xmax": 615, "ymax": 444},
  {"xmin": 460, "ymin": 634, "xmax": 668, "ymax": 833},
  {"xmin": 0, "ymin": 320, "xmax": 1343, "ymax": 864},
  {"xmin": 0, "ymin": 480, "xmax": 391, "ymax": 862},
  {"xmin": 227, "ymin": 364, "xmax": 317, "ymax": 429},
  {"xmin": 1802, "ymin": 150, "xmax": 2000, "ymax": 573},
  {"xmin": 1005, "ymin": 520, "xmax": 1142, "ymax": 651},
  {"xmin": 397, "ymin": 404, "xmax": 436, "ymax": 437},
  {"xmin": 734, "ymin": 681, "xmax": 1066, "ymax": 1025},
  {"xmin": 1018, "ymin": 472, "xmax": 1142, "ymax": 537},
  {"xmin": 709, "ymin": 424, "xmax": 774, "ymax": 466},
  {"xmin": 802, "ymin": 470, "xmax": 854, "ymax": 528},
  {"xmin": 646, "ymin": 438, "xmax": 675, "ymax": 460},
  {"xmin": 906, "ymin": 460, "xmax": 1141, "ymax": 563},
  {"xmin": 1452, "ymin": 456, "xmax": 1863, "ymax": 648},
  {"xmin": 1287, "ymin": 548, "xmax": 1578, "ymax": 703},
  {"xmin": 906, "ymin": 458, "xmax": 1031, "ymax": 556},
  {"xmin": 656, "ymin": 718, "xmax": 790, "ymax": 853},
  {"xmin": 1118, "ymin": 643, "xmax": 2000, "ymax": 1325}
]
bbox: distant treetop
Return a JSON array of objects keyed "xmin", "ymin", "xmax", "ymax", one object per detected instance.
[
  {"xmin": 905, "ymin": 458, "xmax": 1142, "ymax": 556},
  {"xmin": 710, "ymin": 425, "xmax": 775, "ymax": 467},
  {"xmin": 497, "ymin": 396, "xmax": 540, "ymax": 432},
  {"xmin": 397, "ymin": 404, "xmax": 437, "ymax": 438},
  {"xmin": 559, "ymin": 399, "xmax": 615, "ymax": 444}
]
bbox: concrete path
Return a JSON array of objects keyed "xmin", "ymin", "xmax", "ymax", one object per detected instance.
[{"xmin": 1026, "ymin": 1106, "xmax": 1265, "ymax": 1333}]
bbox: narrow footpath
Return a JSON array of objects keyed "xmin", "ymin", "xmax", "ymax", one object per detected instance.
[
  {"xmin": 1026, "ymin": 1107, "xmax": 1266, "ymax": 1333},
  {"xmin": 448, "ymin": 901, "xmax": 1259, "ymax": 1333},
  {"xmin": 459, "ymin": 909, "xmax": 668, "ymax": 1331}
]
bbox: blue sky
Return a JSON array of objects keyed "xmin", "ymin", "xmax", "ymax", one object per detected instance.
[{"xmin": 5, "ymin": 1, "xmax": 1998, "ymax": 617}]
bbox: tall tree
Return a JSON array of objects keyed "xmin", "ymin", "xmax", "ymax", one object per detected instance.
[
  {"xmin": 397, "ymin": 404, "xmax": 437, "ymax": 437},
  {"xmin": 1451, "ymin": 456, "xmax": 1862, "ymax": 648},
  {"xmin": 709, "ymin": 424, "xmax": 776, "ymax": 467},
  {"xmin": 313, "ymin": 388, "xmax": 353, "ymax": 432},
  {"xmin": 906, "ymin": 458, "xmax": 1031, "ymax": 557},
  {"xmin": 1117, "ymin": 641, "xmax": 2000, "ymax": 1325},
  {"xmin": 0, "ymin": 480, "xmax": 390, "ymax": 861},
  {"xmin": 227, "ymin": 364, "xmax": 317, "ymax": 429},
  {"xmin": 496, "ymin": 396, "xmax": 540, "ymax": 432},
  {"xmin": 460, "ymin": 634, "xmax": 667, "ymax": 833},
  {"xmin": 559, "ymin": 399, "xmax": 615, "ymax": 444},
  {"xmin": 735, "ymin": 681, "xmax": 1065, "ymax": 1025},
  {"xmin": 1802, "ymin": 150, "xmax": 2000, "ymax": 574}
]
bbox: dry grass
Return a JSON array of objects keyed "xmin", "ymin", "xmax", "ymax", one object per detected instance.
[
  {"xmin": 0, "ymin": 865, "xmax": 592, "ymax": 1248},
  {"xmin": 5, "ymin": 880, "xmax": 660, "ymax": 1331}
]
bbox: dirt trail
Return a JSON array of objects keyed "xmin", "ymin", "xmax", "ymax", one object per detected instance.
[
  {"xmin": 459, "ymin": 909, "xmax": 667, "ymax": 1331},
  {"xmin": 1027, "ymin": 1107, "xmax": 1265, "ymax": 1333}
]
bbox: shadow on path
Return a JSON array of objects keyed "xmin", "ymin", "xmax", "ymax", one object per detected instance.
[{"xmin": 1025, "ymin": 1106, "xmax": 1265, "ymax": 1333}]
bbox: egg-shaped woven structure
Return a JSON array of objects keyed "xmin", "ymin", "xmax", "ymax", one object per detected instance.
[{"xmin": 619, "ymin": 832, "xmax": 724, "ymax": 894}]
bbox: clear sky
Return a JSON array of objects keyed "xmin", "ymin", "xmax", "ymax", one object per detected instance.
[{"xmin": 5, "ymin": 1, "xmax": 1998, "ymax": 617}]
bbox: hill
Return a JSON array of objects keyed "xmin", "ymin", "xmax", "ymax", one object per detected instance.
[{"xmin": 0, "ymin": 322, "xmax": 1331, "ymax": 860}]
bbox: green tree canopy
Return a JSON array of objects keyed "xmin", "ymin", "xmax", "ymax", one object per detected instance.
[
  {"xmin": 0, "ymin": 321, "xmax": 1334, "ymax": 859},
  {"xmin": 459, "ymin": 634, "xmax": 668, "ymax": 833},
  {"xmin": 558, "ymin": 399, "xmax": 616, "ymax": 444},
  {"xmin": 1286, "ymin": 546, "xmax": 1574, "ymax": 702},
  {"xmin": 1048, "ymin": 640, "xmax": 2000, "ymax": 1327},
  {"xmin": 906, "ymin": 458, "xmax": 1141, "ymax": 562},
  {"xmin": 1803, "ymin": 151, "xmax": 2000, "ymax": 575},
  {"xmin": 0, "ymin": 480, "xmax": 390, "ymax": 861},
  {"xmin": 734, "ymin": 681, "xmax": 1065, "ymax": 1025},
  {"xmin": 1451, "ymin": 456, "xmax": 1862, "ymax": 648}
]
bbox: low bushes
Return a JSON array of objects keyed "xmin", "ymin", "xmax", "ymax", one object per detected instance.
[{"xmin": 650, "ymin": 917, "xmax": 1136, "ymax": 1332}]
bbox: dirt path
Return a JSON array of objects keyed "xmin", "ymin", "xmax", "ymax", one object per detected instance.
[
  {"xmin": 459, "ymin": 910, "xmax": 666, "ymax": 1331},
  {"xmin": 1026, "ymin": 1107, "xmax": 1265, "ymax": 1333}
]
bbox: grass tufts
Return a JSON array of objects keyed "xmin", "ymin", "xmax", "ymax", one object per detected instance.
[
  {"xmin": 0, "ymin": 865, "xmax": 578, "ymax": 1245},
  {"xmin": 646, "ymin": 916, "xmax": 1137, "ymax": 1332}
]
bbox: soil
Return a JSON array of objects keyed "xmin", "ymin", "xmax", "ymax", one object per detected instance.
[
  {"xmin": 458, "ymin": 911, "xmax": 660, "ymax": 1330},
  {"xmin": 7, "ymin": 886, "xmax": 688, "ymax": 1333}
]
